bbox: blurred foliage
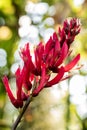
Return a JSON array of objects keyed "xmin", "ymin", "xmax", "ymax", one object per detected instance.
[
  {"xmin": 0, "ymin": 0, "xmax": 26, "ymax": 67},
  {"xmin": 0, "ymin": 0, "xmax": 87, "ymax": 130},
  {"xmin": 0, "ymin": 0, "xmax": 26, "ymax": 129}
]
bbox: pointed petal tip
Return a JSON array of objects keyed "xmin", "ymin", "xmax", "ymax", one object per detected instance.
[
  {"xmin": 64, "ymin": 53, "xmax": 80, "ymax": 72},
  {"xmin": 2, "ymin": 76, "xmax": 23, "ymax": 108}
]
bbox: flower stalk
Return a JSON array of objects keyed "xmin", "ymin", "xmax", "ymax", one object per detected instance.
[{"xmin": 12, "ymin": 95, "xmax": 32, "ymax": 130}]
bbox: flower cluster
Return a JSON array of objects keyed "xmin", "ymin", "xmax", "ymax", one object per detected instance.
[{"xmin": 2, "ymin": 18, "xmax": 80, "ymax": 108}]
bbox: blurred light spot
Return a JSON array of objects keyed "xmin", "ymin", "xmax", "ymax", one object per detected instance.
[
  {"xmin": 27, "ymin": 36, "xmax": 40, "ymax": 45},
  {"xmin": 0, "ymin": 57, "xmax": 7, "ymax": 67},
  {"xmin": 50, "ymin": 85, "xmax": 61, "ymax": 100},
  {"xmin": 77, "ymin": 102, "xmax": 87, "ymax": 119},
  {"xmin": 27, "ymin": 25, "xmax": 39, "ymax": 37},
  {"xmin": 31, "ymin": 15, "xmax": 42, "ymax": 24},
  {"xmin": 11, "ymin": 63, "xmax": 18, "ymax": 74},
  {"xmin": 0, "ymin": 26, "xmax": 12, "ymax": 40},
  {"xmin": 43, "ymin": 28, "xmax": 54, "ymax": 42},
  {"xmin": 18, "ymin": 26, "xmax": 30, "ymax": 37},
  {"xmin": 73, "ymin": 0, "xmax": 85, "ymax": 6},
  {"xmin": 34, "ymin": 2, "xmax": 49, "ymax": 15},
  {"xmin": 0, "ymin": 0, "xmax": 15, "ymax": 14},
  {"xmin": 70, "ymin": 94, "xmax": 87, "ymax": 105},
  {"xmin": 69, "ymin": 75, "xmax": 86, "ymax": 95},
  {"xmin": 0, "ymin": 49, "xmax": 7, "ymax": 67},
  {"xmin": 48, "ymin": 6, "xmax": 56, "ymax": 16},
  {"xmin": 25, "ymin": 2, "xmax": 49, "ymax": 15},
  {"xmin": 19, "ymin": 15, "xmax": 31, "ymax": 27},
  {"xmin": 60, "ymin": 80, "xmax": 68, "ymax": 91},
  {"xmin": 14, "ymin": 50, "xmax": 21, "ymax": 61},
  {"xmin": 25, "ymin": 1, "xmax": 35, "ymax": 14},
  {"xmin": 39, "ymin": 24, "xmax": 45, "ymax": 37},
  {"xmin": 18, "ymin": 25, "xmax": 40, "ymax": 44},
  {"xmin": 18, "ymin": 25, "xmax": 38, "ymax": 38},
  {"xmin": 44, "ymin": 17, "xmax": 54, "ymax": 26},
  {"xmin": 11, "ymin": 61, "xmax": 23, "ymax": 74},
  {"xmin": 0, "ymin": 48, "xmax": 7, "ymax": 57}
]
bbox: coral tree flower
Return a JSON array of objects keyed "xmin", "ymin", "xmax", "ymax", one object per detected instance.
[
  {"xmin": 2, "ymin": 71, "xmax": 23, "ymax": 108},
  {"xmin": 2, "ymin": 18, "xmax": 81, "ymax": 108}
]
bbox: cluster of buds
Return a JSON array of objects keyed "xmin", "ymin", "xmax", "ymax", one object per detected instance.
[{"xmin": 2, "ymin": 18, "xmax": 81, "ymax": 108}]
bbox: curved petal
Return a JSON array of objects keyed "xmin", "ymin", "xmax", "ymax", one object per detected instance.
[
  {"xmin": 15, "ymin": 68, "xmax": 23, "ymax": 101},
  {"xmin": 45, "ymin": 67, "xmax": 64, "ymax": 87},
  {"xmin": 21, "ymin": 43, "xmax": 36, "ymax": 74},
  {"xmin": 2, "ymin": 76, "xmax": 23, "ymax": 108},
  {"xmin": 2, "ymin": 76, "xmax": 16, "ymax": 103},
  {"xmin": 54, "ymin": 42, "xmax": 68, "ymax": 67},
  {"xmin": 64, "ymin": 54, "xmax": 80, "ymax": 72},
  {"xmin": 34, "ymin": 42, "xmax": 44, "ymax": 74}
]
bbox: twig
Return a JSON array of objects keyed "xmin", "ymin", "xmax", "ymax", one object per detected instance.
[{"xmin": 11, "ymin": 95, "xmax": 32, "ymax": 130}]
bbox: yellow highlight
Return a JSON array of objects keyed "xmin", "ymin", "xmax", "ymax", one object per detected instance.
[
  {"xmin": 0, "ymin": 26, "xmax": 12, "ymax": 40},
  {"xmin": 0, "ymin": 0, "xmax": 14, "ymax": 14}
]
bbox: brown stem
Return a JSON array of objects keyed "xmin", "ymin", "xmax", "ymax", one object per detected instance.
[{"xmin": 11, "ymin": 95, "xmax": 32, "ymax": 130}]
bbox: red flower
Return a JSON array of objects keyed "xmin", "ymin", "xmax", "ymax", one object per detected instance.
[
  {"xmin": 2, "ymin": 66, "xmax": 32, "ymax": 108},
  {"xmin": 2, "ymin": 18, "xmax": 81, "ymax": 108},
  {"xmin": 59, "ymin": 18, "xmax": 80, "ymax": 47},
  {"xmin": 2, "ymin": 75, "xmax": 23, "ymax": 108}
]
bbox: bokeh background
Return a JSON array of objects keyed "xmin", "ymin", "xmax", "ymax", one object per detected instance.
[{"xmin": 0, "ymin": 0, "xmax": 87, "ymax": 130}]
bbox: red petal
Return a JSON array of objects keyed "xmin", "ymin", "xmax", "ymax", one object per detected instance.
[
  {"xmin": 46, "ymin": 48, "xmax": 54, "ymax": 67},
  {"xmin": 51, "ymin": 40, "xmax": 60, "ymax": 66},
  {"xmin": 34, "ymin": 42, "xmax": 44, "ymax": 74},
  {"xmin": 45, "ymin": 67, "xmax": 64, "ymax": 87},
  {"xmin": 54, "ymin": 42, "xmax": 68, "ymax": 67},
  {"xmin": 15, "ymin": 68, "xmax": 23, "ymax": 100},
  {"xmin": 64, "ymin": 54, "xmax": 80, "ymax": 72},
  {"xmin": 22, "ymin": 67, "xmax": 32, "ymax": 90},
  {"xmin": 2, "ymin": 76, "xmax": 23, "ymax": 108},
  {"xmin": 21, "ymin": 43, "xmax": 36, "ymax": 74},
  {"xmin": 54, "ymin": 40, "xmax": 60, "ymax": 53},
  {"xmin": 32, "ymin": 64, "xmax": 49, "ymax": 96},
  {"xmin": 45, "ymin": 37, "xmax": 52, "ymax": 52},
  {"xmin": 2, "ymin": 76, "xmax": 16, "ymax": 102},
  {"xmin": 14, "ymin": 100, "xmax": 23, "ymax": 108},
  {"xmin": 53, "ymin": 32, "xmax": 58, "ymax": 40}
]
